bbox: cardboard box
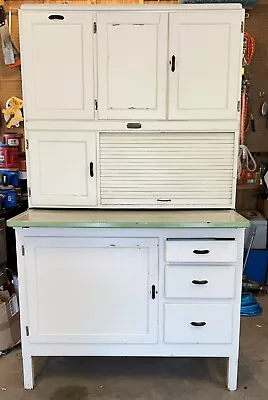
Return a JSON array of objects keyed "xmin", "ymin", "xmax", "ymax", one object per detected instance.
[{"xmin": 0, "ymin": 291, "xmax": 20, "ymax": 351}]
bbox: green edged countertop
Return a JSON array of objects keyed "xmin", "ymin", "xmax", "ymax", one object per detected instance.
[{"xmin": 7, "ymin": 209, "xmax": 249, "ymax": 229}]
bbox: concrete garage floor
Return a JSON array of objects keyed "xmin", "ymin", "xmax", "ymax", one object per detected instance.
[{"xmin": 1, "ymin": 298, "xmax": 268, "ymax": 400}]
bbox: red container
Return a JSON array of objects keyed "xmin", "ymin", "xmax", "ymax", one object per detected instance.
[
  {"xmin": 3, "ymin": 133, "xmax": 25, "ymax": 153},
  {"xmin": 0, "ymin": 146, "xmax": 19, "ymax": 170}
]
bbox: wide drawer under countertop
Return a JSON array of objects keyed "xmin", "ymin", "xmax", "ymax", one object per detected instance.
[
  {"xmin": 164, "ymin": 303, "xmax": 233, "ymax": 344},
  {"xmin": 165, "ymin": 238, "xmax": 237, "ymax": 263},
  {"xmin": 165, "ymin": 265, "xmax": 236, "ymax": 299}
]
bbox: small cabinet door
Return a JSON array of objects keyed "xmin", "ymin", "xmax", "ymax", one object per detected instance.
[
  {"xmin": 24, "ymin": 237, "xmax": 158, "ymax": 344},
  {"xmin": 168, "ymin": 10, "xmax": 243, "ymax": 120},
  {"xmin": 20, "ymin": 11, "xmax": 95, "ymax": 120},
  {"xmin": 97, "ymin": 12, "xmax": 168, "ymax": 120},
  {"xmin": 27, "ymin": 131, "xmax": 97, "ymax": 207}
]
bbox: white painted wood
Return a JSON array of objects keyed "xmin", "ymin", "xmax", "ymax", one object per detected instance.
[
  {"xmin": 165, "ymin": 239, "xmax": 237, "ymax": 264},
  {"xmin": 227, "ymin": 357, "xmax": 239, "ymax": 391},
  {"xmin": 97, "ymin": 12, "xmax": 168, "ymax": 120},
  {"xmin": 24, "ymin": 237, "xmax": 158, "ymax": 344},
  {"xmin": 19, "ymin": 11, "xmax": 94, "ymax": 120},
  {"xmin": 13, "ymin": 223, "xmax": 245, "ymax": 390},
  {"xmin": 165, "ymin": 265, "xmax": 236, "ymax": 299},
  {"xmin": 27, "ymin": 131, "xmax": 97, "ymax": 207},
  {"xmin": 169, "ymin": 11, "xmax": 243, "ymax": 120},
  {"xmin": 164, "ymin": 303, "xmax": 233, "ymax": 344},
  {"xmin": 99, "ymin": 132, "xmax": 235, "ymax": 208}
]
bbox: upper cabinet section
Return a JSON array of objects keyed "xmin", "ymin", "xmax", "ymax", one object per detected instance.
[
  {"xmin": 97, "ymin": 12, "xmax": 168, "ymax": 120},
  {"xmin": 19, "ymin": 6, "xmax": 244, "ymax": 122},
  {"xmin": 168, "ymin": 11, "xmax": 243, "ymax": 120},
  {"xmin": 19, "ymin": 11, "xmax": 95, "ymax": 120}
]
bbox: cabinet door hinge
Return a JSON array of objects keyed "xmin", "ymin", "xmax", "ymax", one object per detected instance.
[
  {"xmin": 237, "ymin": 100, "xmax": 241, "ymax": 112},
  {"xmin": 93, "ymin": 22, "xmax": 97, "ymax": 34},
  {"xmin": 241, "ymin": 21, "xmax": 244, "ymax": 33},
  {"xmin": 21, "ymin": 245, "xmax": 25, "ymax": 256},
  {"xmin": 95, "ymin": 99, "xmax": 98, "ymax": 110},
  {"xmin": 26, "ymin": 326, "xmax": 29, "ymax": 336},
  {"xmin": 26, "ymin": 139, "xmax": 29, "ymax": 150},
  {"xmin": 28, "ymin": 187, "xmax": 32, "ymax": 197}
]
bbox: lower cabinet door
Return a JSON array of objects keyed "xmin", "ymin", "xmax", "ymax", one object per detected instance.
[
  {"xmin": 24, "ymin": 236, "xmax": 158, "ymax": 344},
  {"xmin": 164, "ymin": 303, "xmax": 233, "ymax": 344},
  {"xmin": 27, "ymin": 131, "xmax": 97, "ymax": 207}
]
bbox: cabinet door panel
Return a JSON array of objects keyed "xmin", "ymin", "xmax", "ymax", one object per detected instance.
[
  {"xmin": 169, "ymin": 11, "xmax": 243, "ymax": 120},
  {"xmin": 27, "ymin": 131, "xmax": 97, "ymax": 207},
  {"xmin": 20, "ymin": 11, "xmax": 94, "ymax": 120},
  {"xmin": 24, "ymin": 237, "xmax": 158, "ymax": 344},
  {"xmin": 97, "ymin": 12, "xmax": 168, "ymax": 119}
]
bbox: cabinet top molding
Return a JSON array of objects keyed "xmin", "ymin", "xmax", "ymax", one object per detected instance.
[
  {"xmin": 20, "ymin": 4, "xmax": 243, "ymax": 12},
  {"xmin": 7, "ymin": 209, "xmax": 249, "ymax": 229}
]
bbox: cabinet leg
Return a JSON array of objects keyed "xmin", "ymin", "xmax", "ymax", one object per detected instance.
[
  {"xmin": 227, "ymin": 357, "xmax": 238, "ymax": 391},
  {"xmin": 22, "ymin": 354, "xmax": 34, "ymax": 390}
]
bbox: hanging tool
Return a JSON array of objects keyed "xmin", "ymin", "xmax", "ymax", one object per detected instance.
[{"xmin": 0, "ymin": 5, "xmax": 20, "ymax": 66}]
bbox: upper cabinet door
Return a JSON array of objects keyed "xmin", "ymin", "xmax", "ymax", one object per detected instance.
[
  {"xmin": 27, "ymin": 131, "xmax": 97, "ymax": 207},
  {"xmin": 97, "ymin": 12, "xmax": 168, "ymax": 120},
  {"xmin": 168, "ymin": 11, "xmax": 243, "ymax": 120},
  {"xmin": 19, "ymin": 11, "xmax": 95, "ymax": 120}
]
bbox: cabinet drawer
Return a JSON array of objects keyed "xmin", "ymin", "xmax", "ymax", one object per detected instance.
[
  {"xmin": 164, "ymin": 303, "xmax": 233, "ymax": 344},
  {"xmin": 165, "ymin": 239, "xmax": 237, "ymax": 263},
  {"xmin": 165, "ymin": 265, "xmax": 235, "ymax": 299}
]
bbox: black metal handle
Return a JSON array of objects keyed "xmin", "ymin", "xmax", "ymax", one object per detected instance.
[
  {"xmin": 48, "ymin": 14, "xmax": 65, "ymax": 20},
  {"xmin": 192, "ymin": 280, "xmax": 208, "ymax": 285},
  {"xmin": 127, "ymin": 123, "xmax": 141, "ymax": 129},
  {"xmin": 191, "ymin": 322, "xmax": 206, "ymax": 327},
  {"xmin": 157, "ymin": 199, "xmax": 171, "ymax": 202},
  {"xmin": 171, "ymin": 55, "xmax": 176, "ymax": 72},
  {"xmin": 151, "ymin": 285, "xmax": 156, "ymax": 300},
  {"xmin": 0, "ymin": 6, "xmax": 5, "ymax": 27},
  {"xmin": 89, "ymin": 162, "xmax": 94, "ymax": 178},
  {"xmin": 193, "ymin": 249, "xmax": 210, "ymax": 255}
]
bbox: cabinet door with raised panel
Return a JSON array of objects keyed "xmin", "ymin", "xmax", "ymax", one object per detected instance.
[
  {"xmin": 20, "ymin": 11, "xmax": 95, "ymax": 120},
  {"xmin": 27, "ymin": 131, "xmax": 97, "ymax": 207},
  {"xmin": 97, "ymin": 12, "xmax": 168, "ymax": 120},
  {"xmin": 168, "ymin": 10, "xmax": 243, "ymax": 120},
  {"xmin": 24, "ymin": 237, "xmax": 158, "ymax": 344}
]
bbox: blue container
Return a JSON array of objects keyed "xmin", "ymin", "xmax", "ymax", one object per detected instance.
[
  {"xmin": 244, "ymin": 250, "xmax": 268, "ymax": 284},
  {"xmin": 0, "ymin": 170, "xmax": 19, "ymax": 187},
  {"xmin": 0, "ymin": 189, "xmax": 17, "ymax": 208}
]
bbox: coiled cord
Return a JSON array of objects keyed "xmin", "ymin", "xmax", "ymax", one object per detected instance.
[{"xmin": 241, "ymin": 293, "xmax": 263, "ymax": 317}]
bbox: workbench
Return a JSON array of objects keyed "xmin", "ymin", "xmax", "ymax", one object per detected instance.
[{"xmin": 8, "ymin": 209, "xmax": 249, "ymax": 390}]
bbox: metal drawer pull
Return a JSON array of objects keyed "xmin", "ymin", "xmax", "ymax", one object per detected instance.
[
  {"xmin": 170, "ymin": 55, "xmax": 176, "ymax": 72},
  {"xmin": 127, "ymin": 123, "xmax": 141, "ymax": 129},
  {"xmin": 193, "ymin": 249, "xmax": 210, "ymax": 255},
  {"xmin": 192, "ymin": 279, "xmax": 208, "ymax": 285},
  {"xmin": 191, "ymin": 322, "xmax": 206, "ymax": 327},
  {"xmin": 48, "ymin": 15, "xmax": 65, "ymax": 20}
]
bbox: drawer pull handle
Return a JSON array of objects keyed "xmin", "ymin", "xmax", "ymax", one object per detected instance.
[
  {"xmin": 170, "ymin": 55, "xmax": 176, "ymax": 72},
  {"xmin": 192, "ymin": 280, "xmax": 208, "ymax": 285},
  {"xmin": 193, "ymin": 249, "xmax": 210, "ymax": 255},
  {"xmin": 151, "ymin": 284, "xmax": 156, "ymax": 300},
  {"xmin": 127, "ymin": 123, "xmax": 141, "ymax": 129},
  {"xmin": 48, "ymin": 14, "xmax": 65, "ymax": 20},
  {"xmin": 191, "ymin": 322, "xmax": 206, "ymax": 327}
]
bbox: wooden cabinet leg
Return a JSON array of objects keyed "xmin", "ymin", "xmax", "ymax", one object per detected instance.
[
  {"xmin": 23, "ymin": 353, "xmax": 34, "ymax": 390},
  {"xmin": 227, "ymin": 357, "xmax": 238, "ymax": 391}
]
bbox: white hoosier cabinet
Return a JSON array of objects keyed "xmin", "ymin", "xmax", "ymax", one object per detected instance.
[
  {"xmin": 19, "ymin": 3, "xmax": 245, "ymax": 209},
  {"xmin": 12, "ymin": 2, "xmax": 249, "ymax": 392},
  {"xmin": 8, "ymin": 210, "xmax": 249, "ymax": 391}
]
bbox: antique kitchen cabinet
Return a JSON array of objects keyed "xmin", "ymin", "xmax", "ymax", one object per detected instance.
[
  {"xmin": 8, "ymin": 209, "xmax": 249, "ymax": 390},
  {"xmin": 19, "ymin": 4, "xmax": 245, "ymax": 209}
]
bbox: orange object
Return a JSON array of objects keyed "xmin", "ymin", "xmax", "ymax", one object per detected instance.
[{"xmin": 8, "ymin": 59, "xmax": 21, "ymax": 69}]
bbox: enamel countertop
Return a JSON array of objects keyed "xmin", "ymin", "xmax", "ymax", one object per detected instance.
[{"xmin": 7, "ymin": 209, "xmax": 249, "ymax": 229}]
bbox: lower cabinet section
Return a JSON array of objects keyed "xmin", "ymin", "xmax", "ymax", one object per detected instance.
[{"xmin": 164, "ymin": 303, "xmax": 233, "ymax": 344}]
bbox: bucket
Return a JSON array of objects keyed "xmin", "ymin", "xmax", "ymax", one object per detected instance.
[
  {"xmin": 0, "ymin": 146, "xmax": 19, "ymax": 170},
  {"xmin": 0, "ymin": 188, "xmax": 17, "ymax": 208}
]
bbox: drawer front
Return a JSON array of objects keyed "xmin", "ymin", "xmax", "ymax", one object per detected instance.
[
  {"xmin": 165, "ymin": 239, "xmax": 237, "ymax": 263},
  {"xmin": 165, "ymin": 265, "xmax": 236, "ymax": 299},
  {"xmin": 164, "ymin": 303, "xmax": 233, "ymax": 344}
]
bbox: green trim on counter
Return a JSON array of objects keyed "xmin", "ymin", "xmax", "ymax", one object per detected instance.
[{"xmin": 7, "ymin": 209, "xmax": 249, "ymax": 229}]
